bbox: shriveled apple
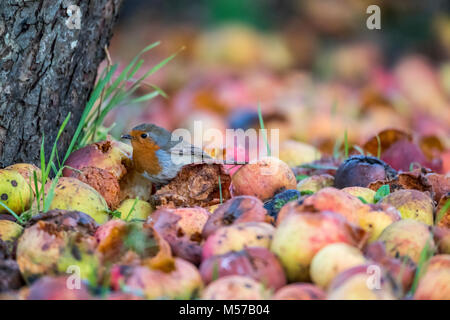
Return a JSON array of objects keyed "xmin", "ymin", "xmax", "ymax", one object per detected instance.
[
  {"xmin": 202, "ymin": 196, "xmax": 269, "ymax": 238},
  {"xmin": 151, "ymin": 207, "xmax": 209, "ymax": 264},
  {"xmin": 296, "ymin": 187, "xmax": 366, "ymax": 224},
  {"xmin": 334, "ymin": 155, "xmax": 397, "ymax": 189},
  {"xmin": 16, "ymin": 210, "xmax": 99, "ymax": 283},
  {"xmin": 63, "ymin": 140, "xmax": 131, "ymax": 180}
]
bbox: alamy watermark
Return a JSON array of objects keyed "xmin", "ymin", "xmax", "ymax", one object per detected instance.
[
  {"xmin": 169, "ymin": 121, "xmax": 280, "ymax": 174},
  {"xmin": 366, "ymin": 5, "xmax": 381, "ymax": 30},
  {"xmin": 66, "ymin": 265, "xmax": 81, "ymax": 290},
  {"xmin": 366, "ymin": 264, "xmax": 382, "ymax": 290}
]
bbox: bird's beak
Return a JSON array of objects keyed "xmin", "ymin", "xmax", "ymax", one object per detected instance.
[{"xmin": 121, "ymin": 134, "xmax": 132, "ymax": 140}]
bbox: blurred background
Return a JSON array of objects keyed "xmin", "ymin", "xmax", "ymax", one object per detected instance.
[{"xmin": 102, "ymin": 0, "xmax": 450, "ymax": 169}]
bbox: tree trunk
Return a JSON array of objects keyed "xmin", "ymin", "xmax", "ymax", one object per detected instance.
[{"xmin": 0, "ymin": 0, "xmax": 123, "ymax": 167}]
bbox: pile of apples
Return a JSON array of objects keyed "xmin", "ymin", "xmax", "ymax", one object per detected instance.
[{"xmin": 0, "ymin": 130, "xmax": 449, "ymax": 299}]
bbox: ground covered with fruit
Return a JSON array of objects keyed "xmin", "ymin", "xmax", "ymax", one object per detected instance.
[{"xmin": 1, "ymin": 18, "xmax": 450, "ymax": 300}]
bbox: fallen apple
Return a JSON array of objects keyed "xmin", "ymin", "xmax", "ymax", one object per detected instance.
[
  {"xmin": 279, "ymin": 140, "xmax": 321, "ymax": 167},
  {"xmin": 63, "ymin": 139, "xmax": 131, "ymax": 180},
  {"xmin": 70, "ymin": 166, "xmax": 121, "ymax": 210},
  {"xmin": 0, "ymin": 259, "xmax": 24, "ymax": 293},
  {"xmin": 413, "ymin": 256, "xmax": 450, "ymax": 300},
  {"xmin": 116, "ymin": 199, "xmax": 153, "ymax": 221},
  {"xmin": 377, "ymin": 220, "xmax": 435, "ymax": 263},
  {"xmin": 202, "ymin": 222, "xmax": 275, "ymax": 260},
  {"xmin": 199, "ymin": 247, "xmax": 286, "ymax": 290},
  {"xmin": 49, "ymin": 177, "xmax": 109, "ymax": 224},
  {"xmin": 380, "ymin": 189, "xmax": 434, "ymax": 225},
  {"xmin": 201, "ymin": 275, "xmax": 269, "ymax": 300},
  {"xmin": 95, "ymin": 219, "xmax": 174, "ymax": 270},
  {"xmin": 0, "ymin": 220, "xmax": 23, "ymax": 257},
  {"xmin": 16, "ymin": 210, "xmax": 98, "ymax": 283},
  {"xmin": 356, "ymin": 203, "xmax": 401, "ymax": 243},
  {"xmin": 433, "ymin": 226, "xmax": 450, "ymax": 254},
  {"xmin": 26, "ymin": 276, "xmax": 92, "ymax": 300},
  {"xmin": 151, "ymin": 207, "xmax": 209, "ymax": 264},
  {"xmin": 4, "ymin": 163, "xmax": 42, "ymax": 195},
  {"xmin": 310, "ymin": 243, "xmax": 366, "ymax": 288},
  {"xmin": 110, "ymin": 258, "xmax": 203, "ymax": 299},
  {"xmin": 425, "ymin": 254, "xmax": 450, "ymax": 271},
  {"xmin": 272, "ymin": 283, "xmax": 326, "ymax": 300},
  {"xmin": 342, "ymin": 186, "xmax": 376, "ymax": 204},
  {"xmin": 202, "ymin": 196, "xmax": 269, "ymax": 238},
  {"xmin": 231, "ymin": 157, "xmax": 297, "ymax": 201},
  {"xmin": 0, "ymin": 169, "xmax": 33, "ymax": 216},
  {"xmin": 296, "ymin": 174, "xmax": 334, "ymax": 194},
  {"xmin": 364, "ymin": 241, "xmax": 416, "ymax": 292},
  {"xmin": 327, "ymin": 264, "xmax": 400, "ymax": 300},
  {"xmin": 334, "ymin": 155, "xmax": 397, "ymax": 189},
  {"xmin": 296, "ymin": 187, "xmax": 366, "ymax": 224},
  {"xmin": 381, "ymin": 140, "xmax": 430, "ymax": 172},
  {"xmin": 270, "ymin": 211, "xmax": 367, "ymax": 282}
]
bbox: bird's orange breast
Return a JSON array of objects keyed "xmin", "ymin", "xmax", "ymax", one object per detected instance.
[{"xmin": 131, "ymin": 133, "xmax": 162, "ymax": 176}]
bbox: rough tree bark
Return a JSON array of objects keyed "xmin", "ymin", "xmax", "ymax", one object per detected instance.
[{"xmin": 0, "ymin": 0, "xmax": 123, "ymax": 167}]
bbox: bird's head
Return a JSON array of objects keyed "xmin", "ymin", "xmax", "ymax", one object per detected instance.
[{"xmin": 121, "ymin": 123, "xmax": 181, "ymax": 152}]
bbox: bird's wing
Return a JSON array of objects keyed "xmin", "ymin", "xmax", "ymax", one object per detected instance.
[{"xmin": 169, "ymin": 140, "xmax": 214, "ymax": 165}]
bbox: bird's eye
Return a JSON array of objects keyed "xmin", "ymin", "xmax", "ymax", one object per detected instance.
[{"xmin": 141, "ymin": 133, "xmax": 148, "ymax": 139}]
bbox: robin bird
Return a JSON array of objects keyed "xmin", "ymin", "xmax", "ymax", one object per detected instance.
[{"xmin": 121, "ymin": 123, "xmax": 214, "ymax": 186}]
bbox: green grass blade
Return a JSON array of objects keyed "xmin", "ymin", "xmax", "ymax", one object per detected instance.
[
  {"xmin": 409, "ymin": 237, "xmax": 435, "ymax": 294},
  {"xmin": 218, "ymin": 176, "xmax": 223, "ymax": 204},
  {"xmin": 144, "ymin": 83, "xmax": 168, "ymax": 99},
  {"xmin": 299, "ymin": 164, "xmax": 338, "ymax": 170},
  {"xmin": 125, "ymin": 197, "xmax": 140, "ymax": 222},
  {"xmin": 43, "ymin": 170, "xmax": 63, "ymax": 212},
  {"xmin": 130, "ymin": 47, "xmax": 183, "ymax": 88},
  {"xmin": 374, "ymin": 184, "xmax": 390, "ymax": 203},
  {"xmin": 104, "ymin": 41, "xmax": 160, "ymax": 99},
  {"xmin": 0, "ymin": 201, "xmax": 24, "ymax": 224},
  {"xmin": 353, "ymin": 145, "xmax": 365, "ymax": 156},
  {"xmin": 65, "ymin": 64, "xmax": 118, "ymax": 158},
  {"xmin": 258, "ymin": 103, "xmax": 271, "ymax": 157},
  {"xmin": 33, "ymin": 171, "xmax": 41, "ymax": 212},
  {"xmin": 45, "ymin": 113, "xmax": 71, "ymax": 176},
  {"xmin": 130, "ymin": 91, "xmax": 160, "ymax": 104},
  {"xmin": 436, "ymin": 199, "xmax": 450, "ymax": 224},
  {"xmin": 344, "ymin": 129, "xmax": 349, "ymax": 158},
  {"xmin": 376, "ymin": 134, "xmax": 381, "ymax": 158}
]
